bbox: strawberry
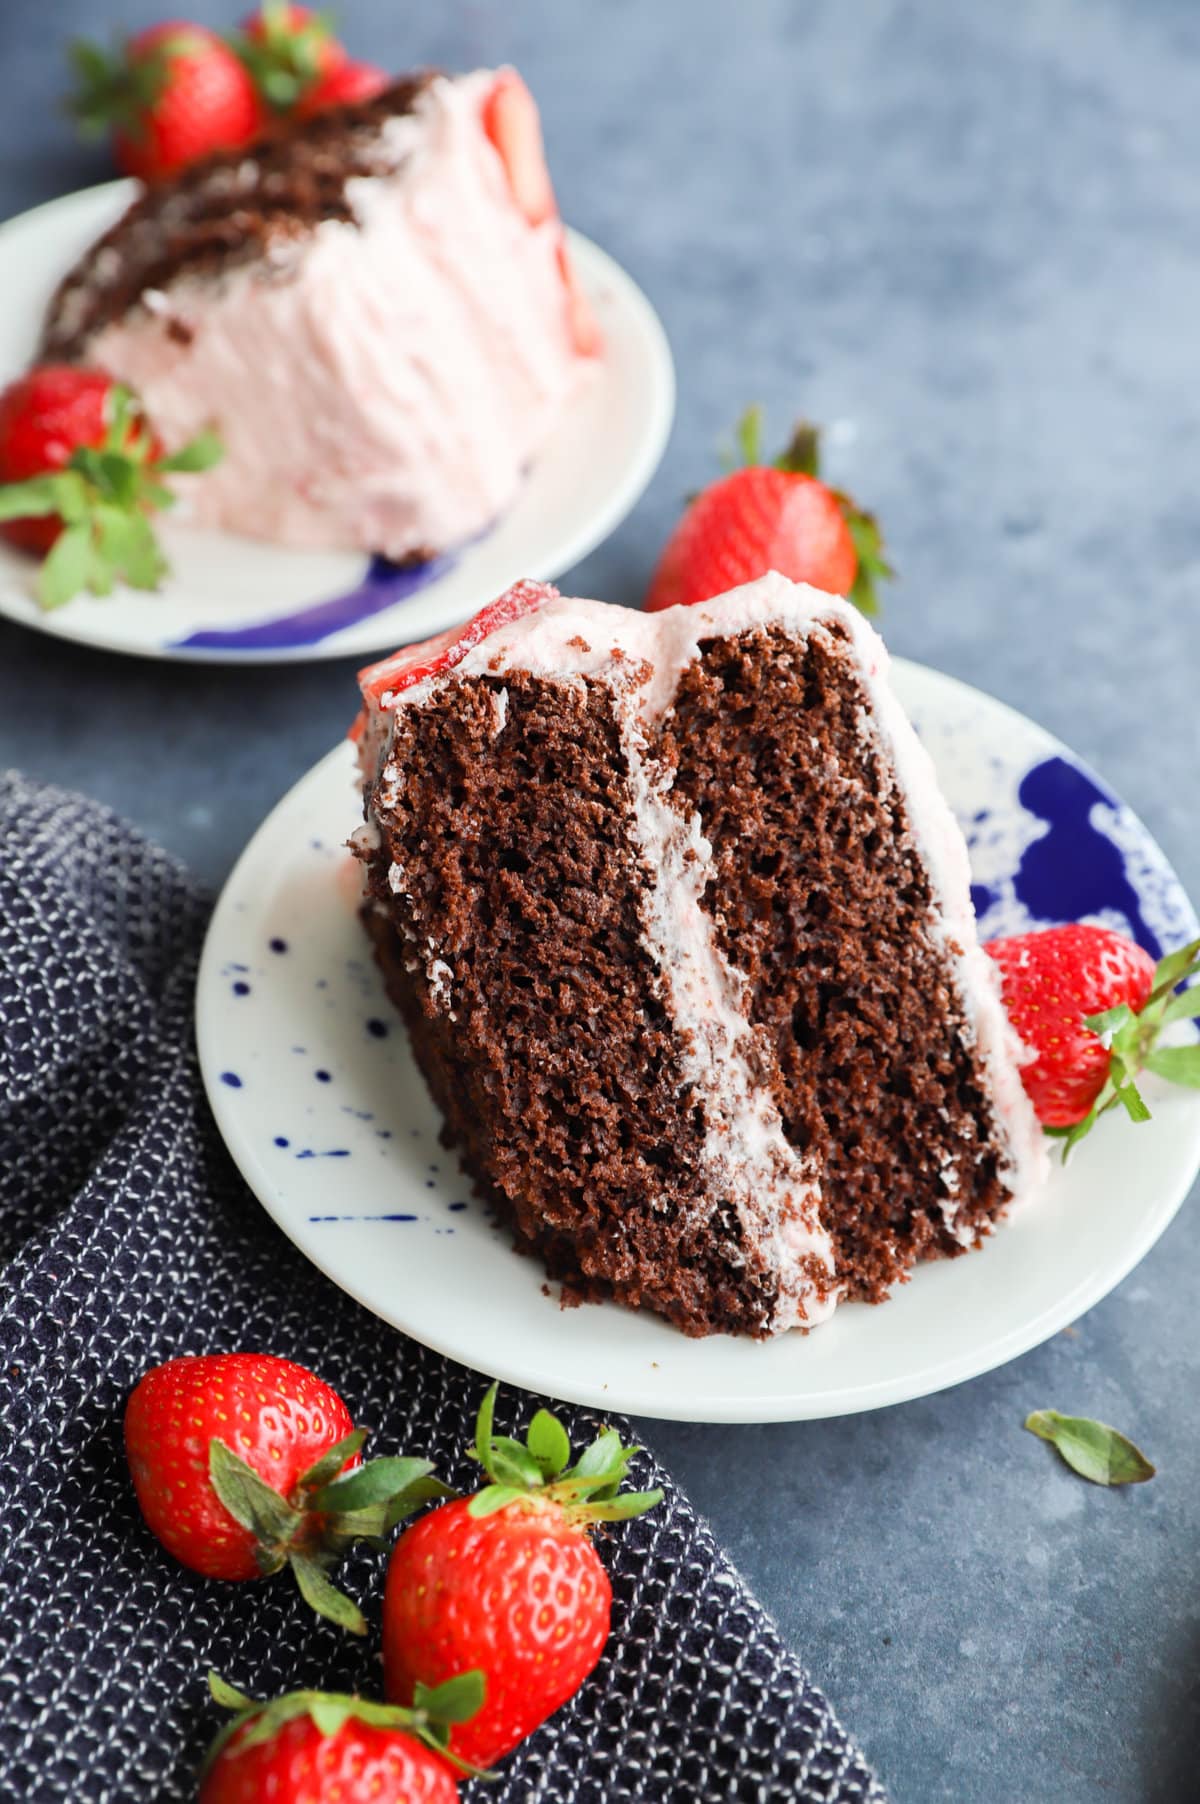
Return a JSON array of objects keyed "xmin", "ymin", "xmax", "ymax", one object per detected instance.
[
  {"xmin": 480, "ymin": 74, "xmax": 600, "ymax": 356},
  {"xmin": 354, "ymin": 578, "xmax": 559, "ymax": 725},
  {"xmin": 69, "ymin": 23, "xmax": 262, "ymax": 183},
  {"xmin": 985, "ymin": 924, "xmax": 1200, "ymax": 1153},
  {"xmin": 236, "ymin": 3, "xmax": 348, "ymax": 115},
  {"xmin": 482, "ymin": 71, "xmax": 558, "ymax": 227},
  {"xmin": 556, "ymin": 239, "xmax": 604, "ymax": 357},
  {"xmin": 382, "ymin": 1384, "xmax": 661, "ymax": 1769},
  {"xmin": 125, "ymin": 1353, "xmax": 450, "ymax": 1634},
  {"xmin": 295, "ymin": 59, "xmax": 390, "ymax": 119},
  {"xmin": 646, "ymin": 409, "xmax": 893, "ymax": 618},
  {"xmin": 0, "ymin": 368, "xmax": 223, "ymax": 609},
  {"xmin": 201, "ymin": 1670, "xmax": 486, "ymax": 1803}
]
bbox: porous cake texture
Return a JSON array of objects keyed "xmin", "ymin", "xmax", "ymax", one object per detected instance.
[
  {"xmin": 353, "ymin": 575, "xmax": 1046, "ymax": 1338},
  {"xmin": 41, "ymin": 71, "xmax": 598, "ymax": 558}
]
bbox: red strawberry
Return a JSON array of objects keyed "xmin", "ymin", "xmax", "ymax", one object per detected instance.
[
  {"xmin": 556, "ymin": 238, "xmax": 603, "ymax": 357},
  {"xmin": 985, "ymin": 924, "xmax": 1200, "ymax": 1150},
  {"xmin": 0, "ymin": 369, "xmax": 135, "ymax": 555},
  {"xmin": 69, "ymin": 24, "xmax": 262, "ymax": 184},
  {"xmin": 0, "ymin": 368, "xmax": 222, "ymax": 608},
  {"xmin": 201, "ymin": 1672, "xmax": 486, "ymax": 1803},
  {"xmin": 125, "ymin": 1353, "xmax": 448, "ymax": 1634},
  {"xmin": 295, "ymin": 59, "xmax": 390, "ymax": 119},
  {"xmin": 482, "ymin": 71, "xmax": 558, "ymax": 227},
  {"xmin": 382, "ymin": 1384, "xmax": 661, "ymax": 1769},
  {"xmin": 355, "ymin": 578, "xmax": 559, "ymax": 723},
  {"xmin": 646, "ymin": 410, "xmax": 892, "ymax": 618},
  {"xmin": 236, "ymin": 3, "xmax": 348, "ymax": 115}
]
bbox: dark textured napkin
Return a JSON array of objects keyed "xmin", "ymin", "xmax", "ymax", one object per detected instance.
[{"xmin": 0, "ymin": 770, "xmax": 884, "ymax": 1803}]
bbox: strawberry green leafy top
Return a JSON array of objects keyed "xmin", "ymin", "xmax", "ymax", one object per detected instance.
[
  {"xmin": 468, "ymin": 1383, "xmax": 664, "ymax": 1523},
  {"xmin": 1050, "ymin": 933, "xmax": 1200, "ymax": 1157},
  {"xmin": 0, "ymin": 384, "xmax": 223, "ymax": 609}
]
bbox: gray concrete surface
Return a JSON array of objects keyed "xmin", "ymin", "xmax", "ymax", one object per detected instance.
[{"xmin": 2, "ymin": 3, "xmax": 1198, "ymax": 1798}]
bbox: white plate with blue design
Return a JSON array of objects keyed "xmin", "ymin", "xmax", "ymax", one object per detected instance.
[
  {"xmin": 197, "ymin": 660, "xmax": 1200, "ymax": 1422},
  {"xmin": 0, "ymin": 180, "xmax": 674, "ymax": 664}
]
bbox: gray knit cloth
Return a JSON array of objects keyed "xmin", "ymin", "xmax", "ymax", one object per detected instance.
[{"xmin": 0, "ymin": 771, "xmax": 884, "ymax": 1803}]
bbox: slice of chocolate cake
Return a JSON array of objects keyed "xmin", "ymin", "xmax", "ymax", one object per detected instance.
[
  {"xmin": 41, "ymin": 70, "xmax": 600, "ymax": 558},
  {"xmin": 352, "ymin": 574, "xmax": 1046, "ymax": 1338}
]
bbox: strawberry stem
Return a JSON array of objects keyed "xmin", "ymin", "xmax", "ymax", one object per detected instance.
[
  {"xmin": 468, "ymin": 1383, "xmax": 663, "ymax": 1525},
  {"xmin": 204, "ymin": 1669, "xmax": 490, "ymax": 1779},
  {"xmin": 206, "ymin": 1430, "xmax": 453, "ymax": 1635},
  {"xmin": 722, "ymin": 407, "xmax": 894, "ymax": 617},
  {"xmin": 1048, "ymin": 935, "xmax": 1200, "ymax": 1160},
  {"xmin": 67, "ymin": 32, "xmax": 210, "ymax": 138},
  {"xmin": 0, "ymin": 387, "xmax": 224, "ymax": 610},
  {"xmin": 233, "ymin": 4, "xmax": 339, "ymax": 112}
]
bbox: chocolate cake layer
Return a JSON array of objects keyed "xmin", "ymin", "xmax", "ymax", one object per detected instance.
[
  {"xmin": 661, "ymin": 626, "xmax": 1011, "ymax": 1299},
  {"xmin": 41, "ymin": 75, "xmax": 436, "ymax": 360},
  {"xmin": 361, "ymin": 671, "xmax": 804, "ymax": 1338},
  {"xmin": 353, "ymin": 578, "xmax": 1046, "ymax": 1338}
]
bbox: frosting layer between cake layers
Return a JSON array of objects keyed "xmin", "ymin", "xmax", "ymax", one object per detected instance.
[
  {"xmin": 358, "ymin": 575, "xmax": 1047, "ymax": 1334},
  {"xmin": 43, "ymin": 72, "xmax": 596, "ymax": 558}
]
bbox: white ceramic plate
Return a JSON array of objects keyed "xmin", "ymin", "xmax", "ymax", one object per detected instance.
[
  {"xmin": 0, "ymin": 181, "xmax": 674, "ymax": 663},
  {"xmin": 197, "ymin": 659, "xmax": 1200, "ymax": 1422}
]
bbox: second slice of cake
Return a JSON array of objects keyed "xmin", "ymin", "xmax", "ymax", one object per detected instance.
[
  {"xmin": 41, "ymin": 70, "xmax": 599, "ymax": 559},
  {"xmin": 352, "ymin": 574, "xmax": 1046, "ymax": 1337}
]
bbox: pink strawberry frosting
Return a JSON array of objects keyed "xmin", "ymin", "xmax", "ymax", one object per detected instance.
[
  {"xmin": 357, "ymin": 576, "xmax": 1047, "ymax": 1333},
  {"xmin": 75, "ymin": 71, "xmax": 599, "ymax": 557}
]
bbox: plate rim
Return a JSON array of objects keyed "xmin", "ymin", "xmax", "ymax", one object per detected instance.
[
  {"xmin": 195, "ymin": 655, "xmax": 1200, "ymax": 1422},
  {"xmin": 0, "ymin": 178, "xmax": 676, "ymax": 667}
]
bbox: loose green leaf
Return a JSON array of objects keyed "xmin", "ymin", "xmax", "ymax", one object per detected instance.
[
  {"xmin": 288, "ymin": 1551, "xmax": 367, "ymax": 1636},
  {"xmin": 38, "ymin": 522, "xmax": 92, "ymax": 610},
  {"xmin": 1024, "ymin": 1410, "xmax": 1155, "ymax": 1486},
  {"xmin": 208, "ymin": 1437, "xmax": 301, "ymax": 1552},
  {"xmin": 1143, "ymin": 1045, "xmax": 1200, "ymax": 1088},
  {"xmin": 526, "ymin": 1408, "xmax": 571, "ymax": 1479}
]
